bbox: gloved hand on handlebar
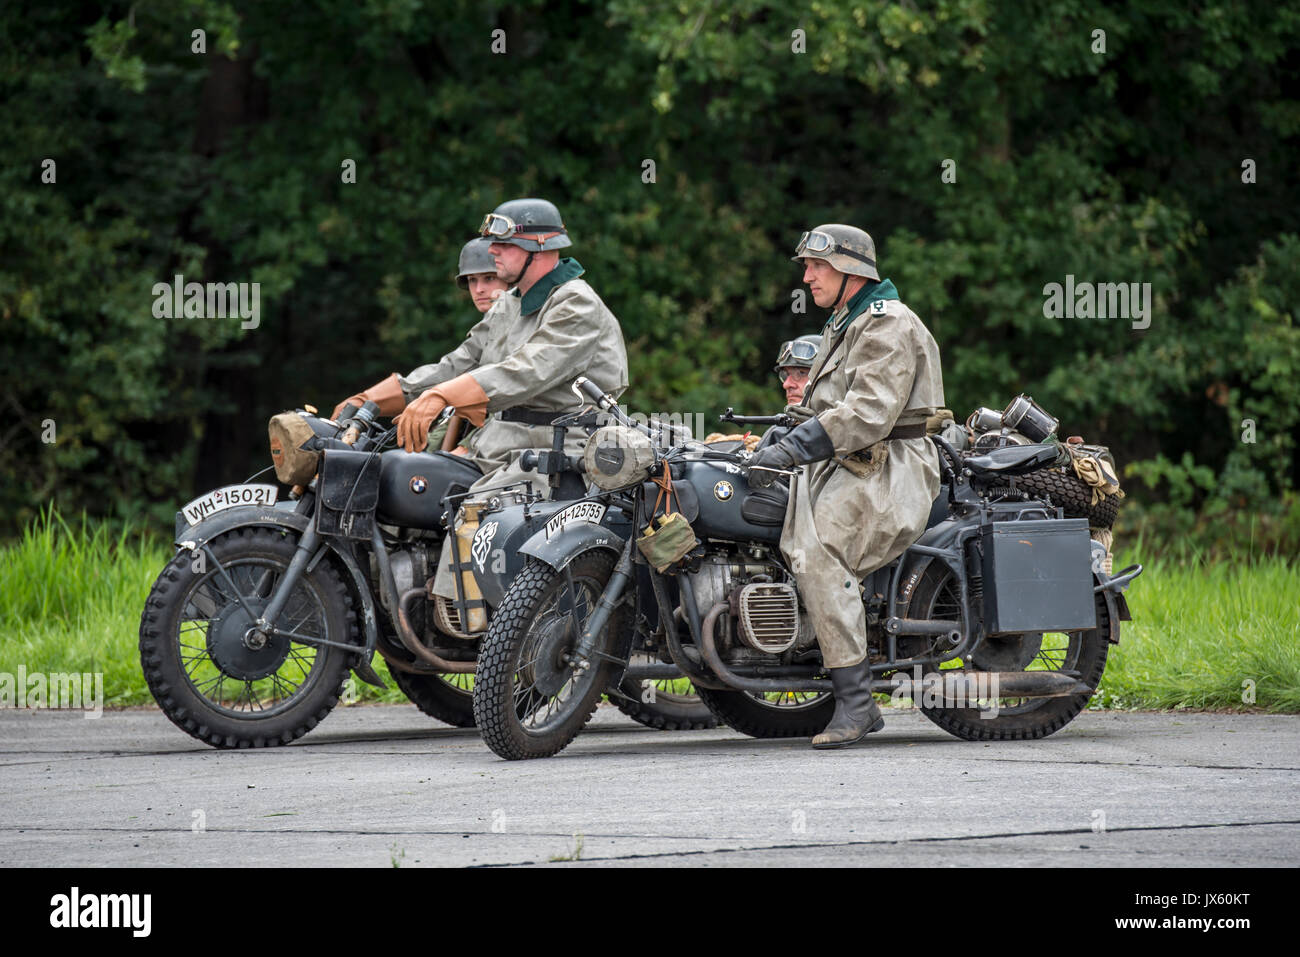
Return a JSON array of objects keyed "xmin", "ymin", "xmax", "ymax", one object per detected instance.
[
  {"xmin": 747, "ymin": 417, "xmax": 835, "ymax": 488},
  {"xmin": 331, "ymin": 373, "xmax": 407, "ymax": 422},
  {"xmin": 393, "ymin": 373, "xmax": 490, "ymax": 452}
]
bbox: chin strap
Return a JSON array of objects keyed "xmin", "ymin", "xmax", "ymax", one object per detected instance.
[
  {"xmin": 832, "ymin": 273, "xmax": 849, "ymax": 311},
  {"xmin": 504, "ymin": 250, "xmax": 536, "ymax": 287}
]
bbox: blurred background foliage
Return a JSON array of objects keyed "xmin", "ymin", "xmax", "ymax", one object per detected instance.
[{"xmin": 2, "ymin": 0, "xmax": 1298, "ymax": 554}]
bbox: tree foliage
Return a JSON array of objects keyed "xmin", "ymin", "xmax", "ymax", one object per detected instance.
[{"xmin": 2, "ymin": 0, "xmax": 1297, "ymax": 535}]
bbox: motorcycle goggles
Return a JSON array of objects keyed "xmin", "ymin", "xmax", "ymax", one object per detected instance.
[
  {"xmin": 479, "ymin": 213, "xmax": 566, "ymax": 243},
  {"xmin": 792, "ymin": 230, "xmax": 876, "ymax": 268},
  {"xmin": 777, "ymin": 338, "xmax": 818, "ymax": 366}
]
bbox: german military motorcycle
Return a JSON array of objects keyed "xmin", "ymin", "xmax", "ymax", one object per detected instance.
[
  {"xmin": 138, "ymin": 399, "xmax": 712, "ymax": 748},
  {"xmin": 470, "ymin": 378, "xmax": 1143, "ymax": 759}
]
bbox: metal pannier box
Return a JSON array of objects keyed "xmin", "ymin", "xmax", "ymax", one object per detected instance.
[{"xmin": 979, "ymin": 517, "xmax": 1095, "ymax": 635}]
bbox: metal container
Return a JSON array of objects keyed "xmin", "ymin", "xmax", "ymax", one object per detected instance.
[
  {"xmin": 979, "ymin": 517, "xmax": 1095, "ymax": 634},
  {"xmin": 1001, "ymin": 394, "xmax": 1059, "ymax": 443},
  {"xmin": 966, "ymin": 406, "xmax": 1004, "ymax": 434}
]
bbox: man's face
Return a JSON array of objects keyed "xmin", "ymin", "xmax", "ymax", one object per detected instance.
[
  {"xmin": 779, "ymin": 366, "xmax": 810, "ymax": 405},
  {"xmin": 465, "ymin": 273, "xmax": 508, "ymax": 313},
  {"xmin": 801, "ymin": 257, "xmax": 846, "ymax": 309},
  {"xmin": 488, "ymin": 242, "xmax": 528, "ymax": 282}
]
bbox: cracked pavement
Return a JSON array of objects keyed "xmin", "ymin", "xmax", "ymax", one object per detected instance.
[{"xmin": 1, "ymin": 704, "xmax": 1296, "ymax": 867}]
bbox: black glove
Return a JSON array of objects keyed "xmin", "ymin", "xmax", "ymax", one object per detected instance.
[
  {"xmin": 747, "ymin": 443, "xmax": 795, "ymax": 488},
  {"xmin": 747, "ymin": 417, "xmax": 835, "ymax": 488}
]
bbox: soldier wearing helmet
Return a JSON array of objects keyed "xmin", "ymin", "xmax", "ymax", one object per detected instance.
[
  {"xmin": 775, "ymin": 333, "xmax": 821, "ymax": 406},
  {"xmin": 331, "ymin": 238, "xmax": 509, "ymax": 421},
  {"xmin": 748, "ymin": 223, "xmax": 945, "ymax": 749},
  {"xmin": 457, "ymin": 237, "xmax": 510, "ymax": 313},
  {"xmin": 388, "ymin": 198, "xmax": 628, "ymax": 602}
]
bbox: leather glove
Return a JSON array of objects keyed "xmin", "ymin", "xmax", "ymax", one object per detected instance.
[
  {"xmin": 746, "ymin": 417, "xmax": 836, "ymax": 488},
  {"xmin": 783, "ymin": 404, "xmax": 815, "ymax": 425},
  {"xmin": 747, "ymin": 443, "xmax": 795, "ymax": 489},
  {"xmin": 393, "ymin": 373, "xmax": 490, "ymax": 452},
  {"xmin": 332, "ymin": 372, "xmax": 407, "ymax": 422}
]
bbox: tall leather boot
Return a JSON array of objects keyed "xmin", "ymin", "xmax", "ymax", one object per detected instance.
[{"xmin": 811, "ymin": 662, "xmax": 884, "ymax": 749}]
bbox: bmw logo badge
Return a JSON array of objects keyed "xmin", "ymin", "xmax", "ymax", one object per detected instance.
[
  {"xmin": 713, "ymin": 480, "xmax": 734, "ymax": 501},
  {"xmin": 409, "ymin": 476, "xmax": 428, "ymax": 494}
]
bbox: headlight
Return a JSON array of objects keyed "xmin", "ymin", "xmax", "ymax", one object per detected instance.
[
  {"xmin": 583, "ymin": 426, "xmax": 656, "ymax": 490},
  {"xmin": 267, "ymin": 411, "xmax": 321, "ymax": 485}
]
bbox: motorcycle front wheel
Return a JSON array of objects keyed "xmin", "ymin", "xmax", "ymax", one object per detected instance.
[
  {"xmin": 139, "ymin": 527, "xmax": 357, "ymax": 748},
  {"xmin": 473, "ymin": 552, "xmax": 629, "ymax": 760}
]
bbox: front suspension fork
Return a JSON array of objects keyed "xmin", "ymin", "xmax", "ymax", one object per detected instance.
[{"xmin": 568, "ymin": 536, "xmax": 636, "ymax": 671}]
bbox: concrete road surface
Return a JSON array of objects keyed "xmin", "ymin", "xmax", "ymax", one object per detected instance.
[{"xmin": 1, "ymin": 703, "xmax": 1296, "ymax": 867}]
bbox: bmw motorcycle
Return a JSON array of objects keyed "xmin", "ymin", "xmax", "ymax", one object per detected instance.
[
  {"xmin": 471, "ymin": 378, "xmax": 1143, "ymax": 760},
  {"xmin": 139, "ymin": 399, "xmax": 711, "ymax": 748}
]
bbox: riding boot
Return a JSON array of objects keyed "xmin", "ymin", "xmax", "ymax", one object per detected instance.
[{"xmin": 811, "ymin": 662, "xmax": 884, "ymax": 749}]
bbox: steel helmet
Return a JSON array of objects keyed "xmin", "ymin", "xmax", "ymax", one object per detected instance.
[
  {"xmin": 774, "ymin": 334, "xmax": 822, "ymax": 375},
  {"xmin": 479, "ymin": 198, "xmax": 572, "ymax": 251},
  {"xmin": 791, "ymin": 223, "xmax": 879, "ymax": 281},
  {"xmin": 455, "ymin": 237, "xmax": 498, "ymax": 289}
]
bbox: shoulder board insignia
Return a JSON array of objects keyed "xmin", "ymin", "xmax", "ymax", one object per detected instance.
[{"xmin": 870, "ymin": 299, "xmax": 888, "ymax": 316}]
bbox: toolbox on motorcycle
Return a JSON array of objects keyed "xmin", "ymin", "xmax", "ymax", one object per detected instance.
[
  {"xmin": 979, "ymin": 517, "xmax": 1095, "ymax": 634},
  {"xmin": 316, "ymin": 449, "xmax": 380, "ymax": 540}
]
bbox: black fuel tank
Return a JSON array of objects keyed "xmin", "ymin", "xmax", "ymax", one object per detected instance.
[
  {"xmin": 673, "ymin": 459, "xmax": 785, "ymax": 545},
  {"xmin": 376, "ymin": 450, "xmax": 483, "ymax": 530}
]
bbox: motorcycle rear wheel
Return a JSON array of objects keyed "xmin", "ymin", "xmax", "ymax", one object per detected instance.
[
  {"xmin": 907, "ymin": 561, "xmax": 1111, "ymax": 741},
  {"xmin": 389, "ymin": 669, "xmax": 476, "ymax": 728},
  {"xmin": 473, "ymin": 552, "xmax": 629, "ymax": 759},
  {"xmin": 139, "ymin": 527, "xmax": 357, "ymax": 748},
  {"xmin": 610, "ymin": 661, "xmax": 718, "ymax": 731},
  {"xmin": 694, "ymin": 686, "xmax": 835, "ymax": 738}
]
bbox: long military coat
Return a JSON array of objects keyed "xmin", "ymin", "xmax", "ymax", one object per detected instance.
[{"xmin": 780, "ymin": 282, "xmax": 944, "ymax": 668}]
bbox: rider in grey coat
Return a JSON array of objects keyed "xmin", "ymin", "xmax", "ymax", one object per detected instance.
[{"xmin": 749, "ymin": 224, "xmax": 945, "ymax": 749}]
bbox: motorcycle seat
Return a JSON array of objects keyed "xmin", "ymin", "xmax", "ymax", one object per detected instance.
[{"xmin": 964, "ymin": 443, "xmax": 1057, "ymax": 479}]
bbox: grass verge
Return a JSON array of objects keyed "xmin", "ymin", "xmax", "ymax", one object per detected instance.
[{"xmin": 1, "ymin": 509, "xmax": 1296, "ymax": 712}]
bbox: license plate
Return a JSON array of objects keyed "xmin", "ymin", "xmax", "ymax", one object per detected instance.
[{"xmin": 181, "ymin": 484, "xmax": 278, "ymax": 527}]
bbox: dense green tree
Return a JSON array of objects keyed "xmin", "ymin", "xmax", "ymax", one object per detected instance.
[{"xmin": 2, "ymin": 0, "xmax": 1296, "ymax": 536}]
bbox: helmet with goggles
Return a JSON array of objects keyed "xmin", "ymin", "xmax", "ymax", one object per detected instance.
[
  {"xmin": 479, "ymin": 198, "xmax": 571, "ymax": 251},
  {"xmin": 791, "ymin": 223, "xmax": 879, "ymax": 280},
  {"xmin": 774, "ymin": 333, "xmax": 822, "ymax": 379}
]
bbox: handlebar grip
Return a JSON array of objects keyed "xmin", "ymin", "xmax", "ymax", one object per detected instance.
[
  {"xmin": 575, "ymin": 377, "xmax": 608, "ymax": 405},
  {"xmin": 337, "ymin": 402, "xmax": 361, "ymax": 424}
]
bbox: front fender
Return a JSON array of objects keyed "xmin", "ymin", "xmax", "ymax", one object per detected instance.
[
  {"xmin": 518, "ymin": 521, "xmax": 627, "ymax": 573},
  {"xmin": 173, "ymin": 502, "xmax": 383, "ymax": 682},
  {"xmin": 174, "ymin": 502, "xmax": 307, "ymax": 548}
]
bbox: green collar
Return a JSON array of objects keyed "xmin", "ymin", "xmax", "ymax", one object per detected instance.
[
  {"xmin": 516, "ymin": 258, "xmax": 585, "ymax": 315},
  {"xmin": 825, "ymin": 278, "xmax": 899, "ymax": 333}
]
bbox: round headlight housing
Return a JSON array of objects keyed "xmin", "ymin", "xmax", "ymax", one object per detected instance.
[{"xmin": 583, "ymin": 426, "xmax": 656, "ymax": 490}]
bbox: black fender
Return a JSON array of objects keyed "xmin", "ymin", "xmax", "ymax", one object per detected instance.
[
  {"xmin": 518, "ymin": 520, "xmax": 627, "ymax": 572},
  {"xmin": 173, "ymin": 503, "xmax": 383, "ymax": 682}
]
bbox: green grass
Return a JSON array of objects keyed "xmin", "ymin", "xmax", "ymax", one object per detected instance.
[
  {"xmin": 1, "ymin": 508, "xmax": 1296, "ymax": 712},
  {"xmin": 1091, "ymin": 549, "xmax": 1300, "ymax": 712}
]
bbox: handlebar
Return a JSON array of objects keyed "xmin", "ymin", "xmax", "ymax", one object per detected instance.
[
  {"xmin": 341, "ymin": 400, "xmax": 380, "ymax": 446},
  {"xmin": 720, "ymin": 407, "xmax": 795, "ymax": 428}
]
